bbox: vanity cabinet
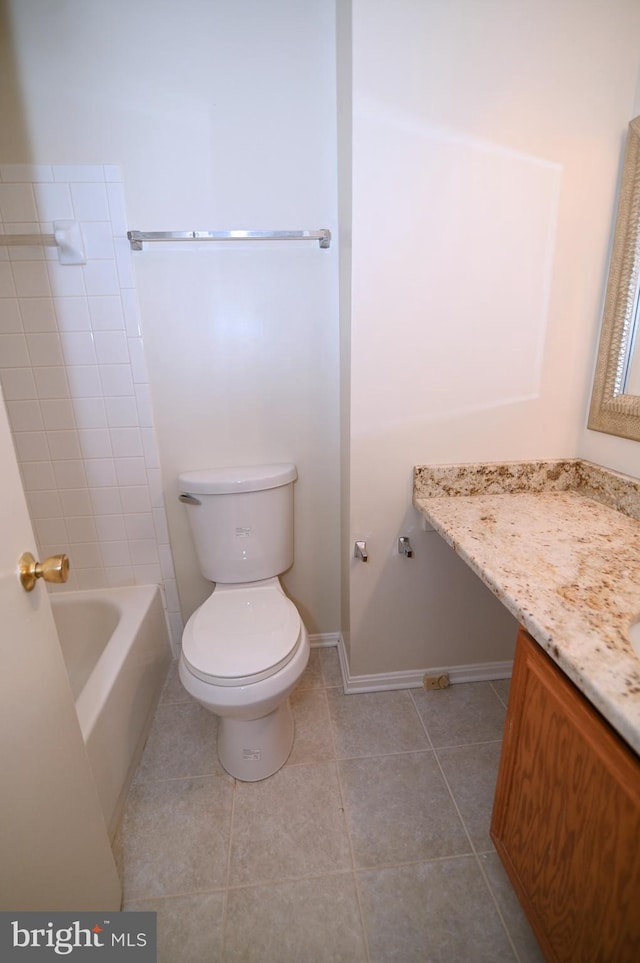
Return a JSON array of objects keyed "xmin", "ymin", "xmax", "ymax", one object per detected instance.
[{"xmin": 491, "ymin": 628, "xmax": 640, "ymax": 963}]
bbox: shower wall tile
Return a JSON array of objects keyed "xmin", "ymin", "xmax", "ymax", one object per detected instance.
[{"xmin": 0, "ymin": 163, "xmax": 183, "ymax": 653}]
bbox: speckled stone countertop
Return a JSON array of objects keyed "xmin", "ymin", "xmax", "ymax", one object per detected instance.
[{"xmin": 413, "ymin": 459, "xmax": 640, "ymax": 755}]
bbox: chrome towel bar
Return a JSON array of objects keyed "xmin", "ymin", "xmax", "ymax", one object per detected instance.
[{"xmin": 127, "ymin": 229, "xmax": 331, "ymax": 250}]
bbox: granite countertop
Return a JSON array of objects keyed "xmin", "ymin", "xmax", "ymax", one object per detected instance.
[{"xmin": 413, "ymin": 459, "xmax": 640, "ymax": 755}]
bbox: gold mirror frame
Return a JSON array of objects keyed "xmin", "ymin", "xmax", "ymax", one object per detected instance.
[{"xmin": 588, "ymin": 116, "xmax": 640, "ymax": 441}]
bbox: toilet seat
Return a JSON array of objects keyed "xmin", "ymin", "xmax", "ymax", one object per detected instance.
[{"xmin": 182, "ymin": 583, "xmax": 302, "ymax": 687}]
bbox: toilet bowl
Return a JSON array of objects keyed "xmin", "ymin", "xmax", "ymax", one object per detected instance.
[{"xmin": 177, "ymin": 464, "xmax": 309, "ymax": 781}]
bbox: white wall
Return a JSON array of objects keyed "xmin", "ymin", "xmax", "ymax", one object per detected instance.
[
  {"xmin": 344, "ymin": 0, "xmax": 640, "ymax": 675},
  {"xmin": 2, "ymin": 0, "xmax": 341, "ymax": 637}
]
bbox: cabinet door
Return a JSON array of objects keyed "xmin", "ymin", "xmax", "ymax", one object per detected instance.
[{"xmin": 491, "ymin": 628, "xmax": 640, "ymax": 963}]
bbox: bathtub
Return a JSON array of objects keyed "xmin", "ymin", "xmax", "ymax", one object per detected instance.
[{"xmin": 51, "ymin": 585, "xmax": 172, "ymax": 839}]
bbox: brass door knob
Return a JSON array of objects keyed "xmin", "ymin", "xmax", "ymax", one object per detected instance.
[{"xmin": 19, "ymin": 552, "xmax": 70, "ymax": 592}]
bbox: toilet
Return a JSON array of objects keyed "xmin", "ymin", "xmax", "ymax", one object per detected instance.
[{"xmin": 177, "ymin": 463, "xmax": 309, "ymax": 781}]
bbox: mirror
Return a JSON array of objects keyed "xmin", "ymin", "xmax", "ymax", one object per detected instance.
[{"xmin": 588, "ymin": 115, "xmax": 640, "ymax": 441}]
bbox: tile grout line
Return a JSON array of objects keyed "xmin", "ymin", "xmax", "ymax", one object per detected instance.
[
  {"xmin": 409, "ymin": 690, "xmax": 522, "ymax": 962},
  {"xmin": 323, "ymin": 661, "xmax": 372, "ymax": 963},
  {"xmin": 219, "ymin": 774, "xmax": 238, "ymax": 960}
]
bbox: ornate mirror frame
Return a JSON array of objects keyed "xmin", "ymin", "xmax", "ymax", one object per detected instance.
[{"xmin": 588, "ymin": 115, "xmax": 640, "ymax": 441}]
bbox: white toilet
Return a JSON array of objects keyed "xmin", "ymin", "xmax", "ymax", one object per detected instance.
[{"xmin": 177, "ymin": 463, "xmax": 309, "ymax": 781}]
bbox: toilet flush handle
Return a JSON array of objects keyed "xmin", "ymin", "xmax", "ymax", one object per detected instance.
[{"xmin": 179, "ymin": 493, "xmax": 201, "ymax": 506}]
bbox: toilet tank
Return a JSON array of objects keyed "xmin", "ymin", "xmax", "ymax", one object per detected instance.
[{"xmin": 178, "ymin": 464, "xmax": 297, "ymax": 583}]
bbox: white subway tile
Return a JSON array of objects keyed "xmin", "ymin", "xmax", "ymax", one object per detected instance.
[
  {"xmin": 127, "ymin": 337, "xmax": 148, "ymax": 382},
  {"xmin": 21, "ymin": 460, "xmax": 56, "ymax": 492},
  {"xmin": 95, "ymin": 514, "xmax": 126, "ymax": 541},
  {"xmin": 65, "ymin": 516, "xmax": 98, "ymax": 543},
  {"xmin": 114, "ymin": 237, "xmax": 135, "ymax": 288},
  {"xmin": 141, "ymin": 427, "xmax": 160, "ymax": 468},
  {"xmin": 134, "ymin": 383, "xmax": 153, "ymax": 426},
  {"xmin": 80, "ymin": 221, "xmax": 114, "ymax": 260},
  {"xmin": 167, "ymin": 612, "xmax": 184, "ymax": 647},
  {"xmin": 19, "ymin": 298, "xmax": 56, "ymax": 332},
  {"xmin": 27, "ymin": 489, "xmax": 62, "ymax": 518},
  {"xmin": 47, "ymin": 261, "xmax": 85, "ymax": 297},
  {"xmin": 115, "ymin": 456, "xmax": 147, "ymax": 486},
  {"xmin": 152, "ymin": 505, "xmax": 170, "ymax": 544},
  {"xmin": 146, "ymin": 468, "xmax": 164, "ymax": 508},
  {"xmin": 93, "ymin": 330, "xmax": 128, "ymax": 364},
  {"xmin": 34, "ymin": 516, "xmax": 68, "ymax": 544},
  {"xmin": 88, "ymin": 295, "xmax": 124, "ymax": 330},
  {"xmin": 99, "ymin": 541, "xmax": 131, "ymax": 567},
  {"xmin": 26, "ymin": 332, "xmax": 64, "ymax": 366},
  {"xmin": 12, "ymin": 261, "xmax": 51, "ymax": 297},
  {"xmin": 0, "ymin": 367, "xmax": 36, "ymax": 400},
  {"xmin": 120, "ymin": 289, "xmax": 141, "ymax": 336},
  {"xmin": 5, "ymin": 399, "xmax": 43, "ymax": 431},
  {"xmin": 33, "ymin": 183, "xmax": 74, "ymax": 222},
  {"xmin": 41, "ymin": 398, "xmax": 75, "ymax": 430},
  {"xmin": 105, "ymin": 566, "xmax": 135, "ymax": 587},
  {"xmin": 33, "ymin": 366, "xmax": 69, "ymax": 399},
  {"xmin": 0, "ymin": 263, "xmax": 17, "ymax": 297},
  {"xmin": 110, "ymin": 426, "xmax": 142, "ymax": 457},
  {"xmin": 53, "ymin": 459, "xmax": 87, "ymax": 490},
  {"xmin": 84, "ymin": 458, "xmax": 117, "ymax": 487},
  {"xmin": 99, "ymin": 364, "xmax": 133, "ymax": 397},
  {"xmin": 76, "ymin": 568, "xmax": 107, "ymax": 589},
  {"xmin": 72, "ymin": 397, "xmax": 107, "ymax": 429},
  {"xmin": 105, "ymin": 182, "xmax": 128, "ymax": 236},
  {"xmin": 54, "ymin": 297, "xmax": 91, "ymax": 331},
  {"xmin": 124, "ymin": 512, "xmax": 155, "ymax": 540},
  {"xmin": 68, "ymin": 543, "xmax": 102, "ymax": 568},
  {"xmin": 83, "ymin": 259, "xmax": 120, "ymax": 296},
  {"xmin": 0, "ymin": 183, "xmax": 38, "ymax": 221},
  {"xmin": 71, "ymin": 183, "xmax": 109, "ymax": 221},
  {"xmin": 89, "ymin": 487, "xmax": 122, "ymax": 515},
  {"xmin": 13, "ymin": 430, "xmax": 50, "ymax": 462},
  {"xmin": 163, "ymin": 579, "xmax": 181, "ymax": 612},
  {"xmin": 103, "ymin": 165, "xmax": 122, "ymax": 183},
  {"xmin": 78, "ymin": 427, "xmax": 112, "ymax": 459},
  {"xmin": 119, "ymin": 485, "xmax": 151, "ymax": 513},
  {"xmin": 60, "ymin": 331, "xmax": 96, "ymax": 366},
  {"xmin": 53, "ymin": 165, "xmax": 104, "ymax": 183},
  {"xmin": 0, "ymin": 298, "xmax": 22, "ymax": 332},
  {"xmin": 47, "ymin": 429, "xmax": 81, "ymax": 461},
  {"xmin": 129, "ymin": 539, "xmax": 158, "ymax": 565},
  {"xmin": 134, "ymin": 563, "xmax": 161, "ymax": 584},
  {"xmin": 0, "ymin": 332, "xmax": 29, "ymax": 366},
  {"xmin": 105, "ymin": 396, "xmax": 138, "ymax": 427},
  {"xmin": 59, "ymin": 488, "xmax": 93, "ymax": 516},
  {"xmin": 66, "ymin": 364, "xmax": 102, "ymax": 398},
  {"xmin": 158, "ymin": 543, "xmax": 176, "ymax": 579}
]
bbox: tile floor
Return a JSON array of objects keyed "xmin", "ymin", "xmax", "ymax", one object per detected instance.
[{"xmin": 116, "ymin": 646, "xmax": 545, "ymax": 962}]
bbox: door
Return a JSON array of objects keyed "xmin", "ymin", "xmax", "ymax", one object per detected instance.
[{"xmin": 0, "ymin": 385, "xmax": 121, "ymax": 910}]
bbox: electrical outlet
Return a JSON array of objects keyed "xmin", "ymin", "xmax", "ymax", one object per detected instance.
[{"xmin": 423, "ymin": 673, "xmax": 450, "ymax": 690}]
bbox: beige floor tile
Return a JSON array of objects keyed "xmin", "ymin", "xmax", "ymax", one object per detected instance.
[
  {"xmin": 135, "ymin": 700, "xmax": 222, "ymax": 783},
  {"xmin": 436, "ymin": 741, "xmax": 502, "ymax": 852},
  {"xmin": 119, "ymin": 775, "xmax": 233, "ymax": 899},
  {"xmin": 479, "ymin": 852, "xmax": 546, "ymax": 963},
  {"xmin": 411, "ymin": 681, "xmax": 507, "ymax": 747},
  {"xmin": 339, "ymin": 751, "xmax": 470, "ymax": 867},
  {"xmin": 358, "ymin": 857, "xmax": 518, "ymax": 963},
  {"xmin": 286, "ymin": 687, "xmax": 335, "ymax": 766},
  {"xmin": 224, "ymin": 874, "xmax": 367, "ymax": 963},
  {"xmin": 228, "ymin": 762, "xmax": 352, "ymax": 886},
  {"xmin": 490, "ymin": 677, "xmax": 511, "ymax": 709},
  {"xmin": 124, "ymin": 892, "xmax": 225, "ymax": 963},
  {"xmin": 296, "ymin": 647, "xmax": 324, "ymax": 689},
  {"xmin": 319, "ymin": 645, "xmax": 343, "ymax": 687},
  {"xmin": 159, "ymin": 659, "xmax": 192, "ymax": 705},
  {"xmin": 328, "ymin": 688, "xmax": 429, "ymax": 758}
]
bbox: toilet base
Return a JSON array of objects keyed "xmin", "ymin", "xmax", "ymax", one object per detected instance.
[{"xmin": 217, "ymin": 698, "xmax": 294, "ymax": 781}]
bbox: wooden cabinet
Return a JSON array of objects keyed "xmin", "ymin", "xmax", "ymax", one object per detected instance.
[{"xmin": 491, "ymin": 628, "xmax": 640, "ymax": 963}]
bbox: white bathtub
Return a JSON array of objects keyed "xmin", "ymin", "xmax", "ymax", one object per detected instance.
[{"xmin": 51, "ymin": 585, "xmax": 172, "ymax": 838}]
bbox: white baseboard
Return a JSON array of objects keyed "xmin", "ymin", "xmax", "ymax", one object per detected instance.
[{"xmin": 313, "ymin": 634, "xmax": 512, "ymax": 694}]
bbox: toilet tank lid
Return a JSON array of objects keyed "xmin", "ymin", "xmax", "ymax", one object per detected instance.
[{"xmin": 178, "ymin": 463, "xmax": 297, "ymax": 495}]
